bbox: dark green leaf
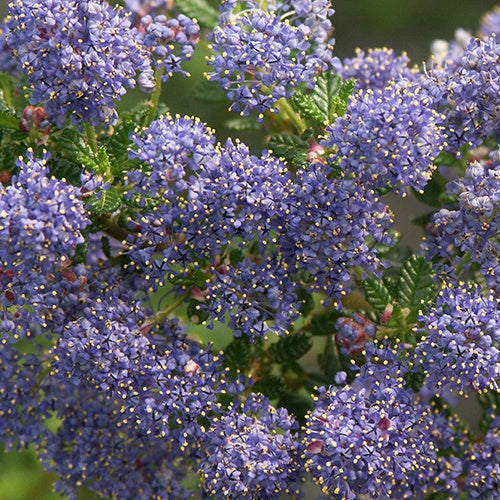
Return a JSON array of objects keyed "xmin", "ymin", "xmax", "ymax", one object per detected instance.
[
  {"xmin": 223, "ymin": 337, "xmax": 251, "ymax": 373},
  {"xmin": 88, "ymin": 187, "xmax": 121, "ymax": 215},
  {"xmin": 413, "ymin": 171, "xmax": 448, "ymax": 208},
  {"xmin": 0, "ymin": 111, "xmax": 19, "ymax": 130},
  {"xmin": 229, "ymin": 248, "xmax": 245, "ymax": 267},
  {"xmin": 363, "ymin": 278, "xmax": 392, "ymax": 314},
  {"xmin": 297, "ymin": 287, "xmax": 314, "ymax": 317},
  {"xmin": 54, "ymin": 128, "xmax": 98, "ymax": 170},
  {"xmin": 383, "ymin": 276, "xmax": 399, "ymax": 299},
  {"xmin": 186, "ymin": 300, "xmax": 210, "ymax": 324},
  {"xmin": 268, "ymin": 133, "xmax": 309, "ymax": 169},
  {"xmin": 72, "ymin": 240, "xmax": 88, "ymax": 265},
  {"xmin": 278, "ymin": 392, "xmax": 313, "ymax": 426},
  {"xmin": 308, "ymin": 307, "xmax": 343, "ymax": 336},
  {"xmin": 318, "ymin": 335, "xmax": 342, "ymax": 380},
  {"xmin": 291, "ymin": 92, "xmax": 325, "ymax": 124},
  {"xmin": 268, "ymin": 332, "xmax": 312, "ymax": 364},
  {"xmin": 107, "ymin": 120, "xmax": 138, "ymax": 175},
  {"xmin": 48, "ymin": 157, "xmax": 82, "ymax": 185},
  {"xmin": 176, "ymin": 0, "xmax": 219, "ymax": 28},
  {"xmin": 194, "ymin": 80, "xmax": 228, "ymax": 103},
  {"xmin": 252, "ymin": 374, "xmax": 287, "ymax": 399},
  {"xmin": 398, "ymin": 255, "xmax": 437, "ymax": 309}
]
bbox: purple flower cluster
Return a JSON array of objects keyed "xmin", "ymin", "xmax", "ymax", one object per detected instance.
[
  {"xmin": 323, "ymin": 79, "xmax": 446, "ymax": 195},
  {"xmin": 340, "ymin": 47, "xmax": 416, "ymax": 90},
  {"xmin": 415, "ymin": 282, "xmax": 499, "ymax": 395},
  {"xmin": 207, "ymin": 0, "xmax": 335, "ymax": 116},
  {"xmin": 423, "ymin": 155, "xmax": 500, "ymax": 292},
  {"xmin": 0, "ymin": 150, "xmax": 89, "ymax": 335},
  {"xmin": 479, "ymin": 6, "xmax": 500, "ymax": 39},
  {"xmin": 198, "ymin": 393, "xmax": 303, "ymax": 498},
  {"xmin": 6, "ymin": 0, "xmax": 149, "ymax": 127},
  {"xmin": 424, "ymin": 35, "xmax": 500, "ymax": 153},
  {"xmin": 139, "ymin": 13, "xmax": 199, "ymax": 87},
  {"xmin": 304, "ymin": 376, "xmax": 441, "ymax": 498},
  {"xmin": 336, "ymin": 313, "xmax": 376, "ymax": 355},
  {"xmin": 278, "ymin": 163, "xmax": 393, "ymax": 299}
]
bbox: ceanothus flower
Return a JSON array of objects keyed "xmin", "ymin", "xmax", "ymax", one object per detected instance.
[
  {"xmin": 277, "ymin": 163, "xmax": 393, "ymax": 301},
  {"xmin": 207, "ymin": 0, "xmax": 335, "ymax": 117},
  {"xmin": 6, "ymin": 0, "xmax": 150, "ymax": 127},
  {"xmin": 336, "ymin": 313, "xmax": 376, "ymax": 355},
  {"xmin": 304, "ymin": 375, "xmax": 441, "ymax": 499},
  {"xmin": 422, "ymin": 156, "xmax": 500, "ymax": 292},
  {"xmin": 415, "ymin": 282, "xmax": 499, "ymax": 395},
  {"xmin": 139, "ymin": 12, "xmax": 199, "ymax": 86},
  {"xmin": 340, "ymin": 47, "xmax": 416, "ymax": 90},
  {"xmin": 424, "ymin": 35, "xmax": 500, "ymax": 153},
  {"xmin": 199, "ymin": 393, "xmax": 303, "ymax": 498},
  {"xmin": 478, "ymin": 6, "xmax": 500, "ymax": 39},
  {"xmin": 0, "ymin": 150, "xmax": 89, "ymax": 336},
  {"xmin": 463, "ymin": 416, "xmax": 500, "ymax": 497},
  {"xmin": 323, "ymin": 79, "xmax": 447, "ymax": 195},
  {"xmin": 0, "ymin": 22, "xmax": 17, "ymax": 74}
]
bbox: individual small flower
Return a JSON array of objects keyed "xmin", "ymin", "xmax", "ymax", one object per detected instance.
[
  {"xmin": 199, "ymin": 393, "xmax": 303, "ymax": 498},
  {"xmin": 323, "ymin": 79, "xmax": 447, "ymax": 195},
  {"xmin": 415, "ymin": 282, "xmax": 500, "ymax": 395},
  {"xmin": 422, "ymin": 156, "xmax": 500, "ymax": 292},
  {"xmin": 424, "ymin": 35, "xmax": 500, "ymax": 153},
  {"xmin": 139, "ymin": 13, "xmax": 199, "ymax": 84},
  {"xmin": 6, "ymin": 0, "xmax": 150, "ymax": 127},
  {"xmin": 478, "ymin": 6, "xmax": 500, "ymax": 39},
  {"xmin": 304, "ymin": 375, "xmax": 440, "ymax": 498},
  {"xmin": 206, "ymin": 0, "xmax": 335, "ymax": 117},
  {"xmin": 340, "ymin": 47, "xmax": 416, "ymax": 90},
  {"xmin": 336, "ymin": 313, "xmax": 376, "ymax": 355}
]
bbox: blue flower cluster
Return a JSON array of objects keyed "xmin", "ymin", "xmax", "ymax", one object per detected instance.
[
  {"xmin": 0, "ymin": 151, "xmax": 89, "ymax": 336},
  {"xmin": 304, "ymin": 375, "xmax": 442, "ymax": 498},
  {"xmin": 198, "ymin": 393, "xmax": 303, "ymax": 498},
  {"xmin": 323, "ymin": 79, "xmax": 447, "ymax": 195},
  {"xmin": 415, "ymin": 282, "xmax": 499, "ymax": 395},
  {"xmin": 478, "ymin": 6, "xmax": 500, "ymax": 39},
  {"xmin": 340, "ymin": 47, "xmax": 416, "ymax": 90},
  {"xmin": 423, "ymin": 153, "xmax": 500, "ymax": 292},
  {"xmin": 207, "ymin": 0, "xmax": 335, "ymax": 116},
  {"xmin": 6, "ymin": 0, "xmax": 150, "ymax": 127},
  {"xmin": 425, "ymin": 35, "xmax": 500, "ymax": 152},
  {"xmin": 139, "ymin": 13, "xmax": 199, "ymax": 85}
]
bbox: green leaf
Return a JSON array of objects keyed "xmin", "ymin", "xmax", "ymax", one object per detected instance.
[
  {"xmin": 48, "ymin": 157, "xmax": 82, "ymax": 185},
  {"xmin": 308, "ymin": 307, "xmax": 343, "ymax": 336},
  {"xmin": 223, "ymin": 337, "xmax": 251, "ymax": 373},
  {"xmin": 54, "ymin": 128, "xmax": 98, "ymax": 170},
  {"xmin": 0, "ymin": 72, "xmax": 14, "ymax": 108},
  {"xmin": 186, "ymin": 300, "xmax": 210, "ymax": 324},
  {"xmin": 107, "ymin": 120, "xmax": 138, "ymax": 176},
  {"xmin": 318, "ymin": 335, "xmax": 342, "ymax": 380},
  {"xmin": 176, "ymin": 0, "xmax": 219, "ymax": 28},
  {"xmin": 398, "ymin": 255, "xmax": 437, "ymax": 309},
  {"xmin": 88, "ymin": 187, "xmax": 121, "ymax": 215},
  {"xmin": 278, "ymin": 392, "xmax": 313, "ymax": 426},
  {"xmin": 224, "ymin": 116, "xmax": 262, "ymax": 131},
  {"xmin": 291, "ymin": 92, "xmax": 325, "ymax": 124},
  {"xmin": 296, "ymin": 287, "xmax": 314, "ymax": 317},
  {"xmin": 363, "ymin": 278, "xmax": 392, "ymax": 314},
  {"xmin": 268, "ymin": 133, "xmax": 309, "ymax": 169},
  {"xmin": 0, "ymin": 111, "xmax": 19, "ymax": 130},
  {"xmin": 193, "ymin": 80, "xmax": 228, "ymax": 103},
  {"xmin": 252, "ymin": 374, "xmax": 287, "ymax": 399},
  {"xmin": 413, "ymin": 171, "xmax": 448, "ymax": 208},
  {"xmin": 268, "ymin": 332, "xmax": 313, "ymax": 364}
]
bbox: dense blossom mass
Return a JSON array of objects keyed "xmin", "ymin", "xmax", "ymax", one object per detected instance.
[
  {"xmin": 0, "ymin": 0, "xmax": 498, "ymax": 498},
  {"xmin": 207, "ymin": 0, "xmax": 336, "ymax": 116}
]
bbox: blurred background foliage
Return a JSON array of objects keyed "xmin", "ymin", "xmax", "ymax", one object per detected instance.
[{"xmin": 0, "ymin": 1, "xmax": 497, "ymax": 499}]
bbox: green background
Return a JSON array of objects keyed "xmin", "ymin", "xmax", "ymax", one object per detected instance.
[{"xmin": 0, "ymin": 1, "xmax": 497, "ymax": 499}]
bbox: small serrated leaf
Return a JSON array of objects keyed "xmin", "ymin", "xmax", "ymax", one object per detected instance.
[
  {"xmin": 176, "ymin": 0, "xmax": 219, "ymax": 28},
  {"xmin": 268, "ymin": 133, "xmax": 309, "ymax": 169},
  {"xmin": 252, "ymin": 374, "xmax": 287, "ymax": 399},
  {"xmin": 310, "ymin": 72, "xmax": 342, "ymax": 124},
  {"xmin": 268, "ymin": 332, "xmax": 312, "ymax": 364},
  {"xmin": 308, "ymin": 307, "xmax": 343, "ymax": 336},
  {"xmin": 291, "ymin": 92, "xmax": 325, "ymax": 124},
  {"xmin": 0, "ymin": 111, "xmax": 19, "ymax": 130},
  {"xmin": 88, "ymin": 187, "xmax": 121, "ymax": 215},
  {"xmin": 107, "ymin": 120, "xmax": 138, "ymax": 175},
  {"xmin": 398, "ymin": 255, "xmax": 437, "ymax": 309},
  {"xmin": 223, "ymin": 337, "xmax": 251, "ymax": 373},
  {"xmin": 194, "ymin": 80, "xmax": 228, "ymax": 103},
  {"xmin": 363, "ymin": 278, "xmax": 392, "ymax": 314},
  {"xmin": 54, "ymin": 128, "xmax": 98, "ymax": 170}
]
